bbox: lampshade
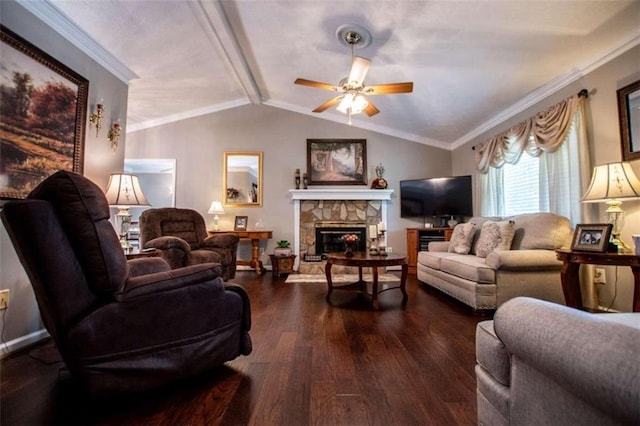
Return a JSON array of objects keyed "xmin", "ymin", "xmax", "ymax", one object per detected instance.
[
  {"xmin": 581, "ymin": 161, "xmax": 640, "ymax": 253},
  {"xmin": 104, "ymin": 173, "xmax": 150, "ymax": 207},
  {"xmin": 581, "ymin": 162, "xmax": 640, "ymax": 203},
  {"xmin": 208, "ymin": 201, "xmax": 225, "ymax": 215}
]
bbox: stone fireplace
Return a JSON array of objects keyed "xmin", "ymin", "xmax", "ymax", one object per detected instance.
[{"xmin": 290, "ymin": 189, "xmax": 393, "ymax": 270}]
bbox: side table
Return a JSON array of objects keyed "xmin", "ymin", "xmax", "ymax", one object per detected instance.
[
  {"xmin": 208, "ymin": 230, "xmax": 272, "ymax": 274},
  {"xmin": 556, "ymin": 249, "xmax": 640, "ymax": 312},
  {"xmin": 269, "ymin": 254, "xmax": 296, "ymax": 277}
]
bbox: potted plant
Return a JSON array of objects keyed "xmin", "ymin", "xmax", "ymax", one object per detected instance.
[{"xmin": 274, "ymin": 240, "xmax": 292, "ymax": 256}]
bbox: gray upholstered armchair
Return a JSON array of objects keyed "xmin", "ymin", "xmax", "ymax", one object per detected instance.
[
  {"xmin": 476, "ymin": 297, "xmax": 639, "ymax": 425},
  {"xmin": 139, "ymin": 208, "xmax": 239, "ymax": 281},
  {"xmin": 1, "ymin": 171, "xmax": 252, "ymax": 398}
]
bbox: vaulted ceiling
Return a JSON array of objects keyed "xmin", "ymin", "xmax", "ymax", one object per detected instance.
[{"xmin": 32, "ymin": 1, "xmax": 640, "ymax": 150}]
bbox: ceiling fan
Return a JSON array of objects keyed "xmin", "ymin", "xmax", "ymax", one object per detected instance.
[{"xmin": 294, "ymin": 27, "xmax": 413, "ymax": 124}]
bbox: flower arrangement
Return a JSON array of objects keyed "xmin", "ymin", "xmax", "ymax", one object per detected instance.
[{"xmin": 340, "ymin": 234, "xmax": 359, "ymax": 243}]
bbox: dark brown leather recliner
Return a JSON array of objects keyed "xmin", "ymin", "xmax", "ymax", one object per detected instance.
[
  {"xmin": 0, "ymin": 171, "xmax": 252, "ymax": 398},
  {"xmin": 140, "ymin": 208, "xmax": 239, "ymax": 281}
]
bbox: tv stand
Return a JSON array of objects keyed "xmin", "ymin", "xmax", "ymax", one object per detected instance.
[{"xmin": 406, "ymin": 227, "xmax": 453, "ymax": 274}]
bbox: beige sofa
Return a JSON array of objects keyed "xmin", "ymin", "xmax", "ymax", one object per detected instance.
[{"xmin": 417, "ymin": 213, "xmax": 573, "ymax": 310}]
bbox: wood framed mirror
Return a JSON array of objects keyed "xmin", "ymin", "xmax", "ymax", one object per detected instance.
[
  {"xmin": 617, "ymin": 79, "xmax": 640, "ymax": 161},
  {"xmin": 223, "ymin": 152, "xmax": 263, "ymax": 207}
]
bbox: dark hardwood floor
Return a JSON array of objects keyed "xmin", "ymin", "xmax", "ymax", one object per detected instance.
[{"xmin": 1, "ymin": 272, "xmax": 491, "ymax": 426}]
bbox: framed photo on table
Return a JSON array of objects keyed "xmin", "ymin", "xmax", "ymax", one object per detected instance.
[
  {"xmin": 234, "ymin": 216, "xmax": 248, "ymax": 231},
  {"xmin": 571, "ymin": 224, "xmax": 612, "ymax": 252},
  {"xmin": 0, "ymin": 26, "xmax": 88, "ymax": 199},
  {"xmin": 307, "ymin": 139, "xmax": 367, "ymax": 185}
]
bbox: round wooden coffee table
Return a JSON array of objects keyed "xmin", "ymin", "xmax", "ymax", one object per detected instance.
[{"xmin": 324, "ymin": 252, "xmax": 408, "ymax": 309}]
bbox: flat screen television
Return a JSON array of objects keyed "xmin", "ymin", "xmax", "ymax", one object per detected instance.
[{"xmin": 400, "ymin": 175, "xmax": 473, "ymax": 219}]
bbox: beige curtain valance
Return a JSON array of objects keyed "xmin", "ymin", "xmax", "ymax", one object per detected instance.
[{"xmin": 474, "ymin": 94, "xmax": 584, "ymax": 174}]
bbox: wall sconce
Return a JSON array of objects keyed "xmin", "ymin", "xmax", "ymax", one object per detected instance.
[
  {"xmin": 89, "ymin": 99, "xmax": 104, "ymax": 137},
  {"xmin": 108, "ymin": 120, "xmax": 121, "ymax": 151}
]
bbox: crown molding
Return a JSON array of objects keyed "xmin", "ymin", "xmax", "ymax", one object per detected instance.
[
  {"xmin": 126, "ymin": 99, "xmax": 250, "ymax": 133},
  {"xmin": 17, "ymin": 0, "xmax": 138, "ymax": 84},
  {"xmin": 264, "ymin": 99, "xmax": 450, "ymax": 150},
  {"xmin": 451, "ymin": 32, "xmax": 640, "ymax": 150},
  {"xmin": 450, "ymin": 69, "xmax": 584, "ymax": 150}
]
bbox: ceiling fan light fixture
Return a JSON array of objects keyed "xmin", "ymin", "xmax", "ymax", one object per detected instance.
[
  {"xmin": 336, "ymin": 93, "xmax": 354, "ymax": 114},
  {"xmin": 336, "ymin": 92, "xmax": 368, "ymax": 115},
  {"xmin": 351, "ymin": 94, "xmax": 368, "ymax": 114}
]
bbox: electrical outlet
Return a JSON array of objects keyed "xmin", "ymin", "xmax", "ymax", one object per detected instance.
[
  {"xmin": 0, "ymin": 289, "xmax": 9, "ymax": 310},
  {"xmin": 594, "ymin": 268, "xmax": 606, "ymax": 285},
  {"xmin": 386, "ymin": 246, "xmax": 393, "ymax": 253},
  {"xmin": 259, "ymin": 248, "xmax": 265, "ymax": 255}
]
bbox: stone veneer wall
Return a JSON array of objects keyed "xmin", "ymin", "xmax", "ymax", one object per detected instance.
[{"xmin": 299, "ymin": 200, "xmax": 383, "ymax": 257}]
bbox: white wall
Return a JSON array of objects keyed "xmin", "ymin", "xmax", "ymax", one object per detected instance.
[
  {"xmin": 0, "ymin": 1, "xmax": 128, "ymax": 353},
  {"xmin": 125, "ymin": 104, "xmax": 452, "ymax": 261},
  {"xmin": 452, "ymin": 45, "xmax": 640, "ymax": 312}
]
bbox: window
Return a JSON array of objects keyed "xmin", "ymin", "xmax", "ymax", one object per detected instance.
[
  {"xmin": 480, "ymin": 114, "xmax": 583, "ymax": 222},
  {"xmin": 502, "ymin": 149, "xmax": 540, "ymax": 215}
]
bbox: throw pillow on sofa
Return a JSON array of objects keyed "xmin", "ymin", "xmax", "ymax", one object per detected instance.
[
  {"xmin": 475, "ymin": 220, "xmax": 516, "ymax": 258},
  {"xmin": 448, "ymin": 222, "xmax": 476, "ymax": 254}
]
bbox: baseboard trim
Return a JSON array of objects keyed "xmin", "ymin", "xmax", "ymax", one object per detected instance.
[{"xmin": 0, "ymin": 329, "xmax": 50, "ymax": 359}]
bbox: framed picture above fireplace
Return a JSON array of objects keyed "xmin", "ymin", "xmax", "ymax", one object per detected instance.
[{"xmin": 307, "ymin": 139, "xmax": 367, "ymax": 185}]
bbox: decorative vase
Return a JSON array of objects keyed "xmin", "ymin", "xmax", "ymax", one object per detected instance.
[{"xmin": 344, "ymin": 243, "xmax": 355, "ymax": 257}]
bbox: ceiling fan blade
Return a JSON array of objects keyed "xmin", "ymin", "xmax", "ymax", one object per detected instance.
[
  {"xmin": 363, "ymin": 100, "xmax": 380, "ymax": 117},
  {"xmin": 295, "ymin": 78, "xmax": 339, "ymax": 91},
  {"xmin": 312, "ymin": 96, "xmax": 342, "ymax": 113},
  {"xmin": 364, "ymin": 82, "xmax": 414, "ymax": 95},
  {"xmin": 348, "ymin": 56, "xmax": 371, "ymax": 86}
]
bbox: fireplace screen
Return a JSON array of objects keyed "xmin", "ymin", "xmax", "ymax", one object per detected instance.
[{"xmin": 315, "ymin": 223, "xmax": 367, "ymax": 255}]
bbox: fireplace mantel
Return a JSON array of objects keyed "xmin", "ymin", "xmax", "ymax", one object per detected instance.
[
  {"xmin": 290, "ymin": 189, "xmax": 394, "ymax": 270},
  {"xmin": 289, "ymin": 189, "xmax": 393, "ymax": 201}
]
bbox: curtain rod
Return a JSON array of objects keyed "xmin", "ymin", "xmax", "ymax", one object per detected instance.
[{"xmin": 471, "ymin": 89, "xmax": 589, "ymax": 150}]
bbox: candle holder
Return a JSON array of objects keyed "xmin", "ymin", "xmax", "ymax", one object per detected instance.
[
  {"xmin": 378, "ymin": 230, "xmax": 387, "ymax": 256},
  {"xmin": 369, "ymin": 237, "xmax": 379, "ymax": 255}
]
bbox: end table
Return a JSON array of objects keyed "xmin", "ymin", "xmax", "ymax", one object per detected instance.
[{"xmin": 269, "ymin": 254, "xmax": 296, "ymax": 277}]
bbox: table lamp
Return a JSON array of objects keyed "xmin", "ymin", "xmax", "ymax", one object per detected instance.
[
  {"xmin": 581, "ymin": 161, "xmax": 640, "ymax": 253},
  {"xmin": 104, "ymin": 173, "xmax": 150, "ymax": 249},
  {"xmin": 208, "ymin": 201, "xmax": 225, "ymax": 231}
]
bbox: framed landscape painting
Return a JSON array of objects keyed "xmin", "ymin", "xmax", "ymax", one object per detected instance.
[
  {"xmin": 306, "ymin": 139, "xmax": 367, "ymax": 185},
  {"xmin": 0, "ymin": 25, "xmax": 88, "ymax": 199}
]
